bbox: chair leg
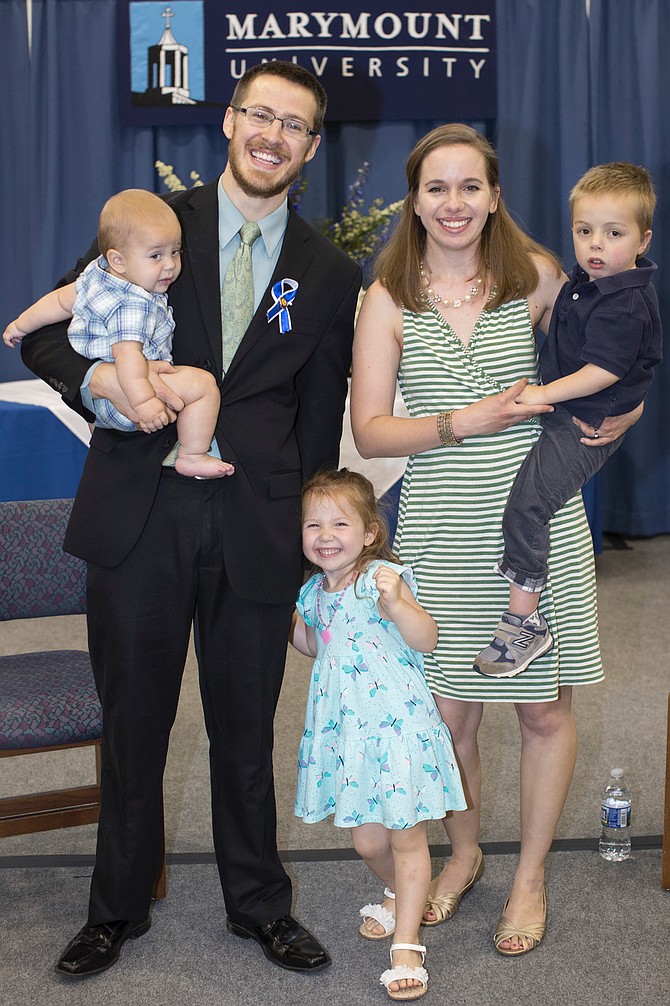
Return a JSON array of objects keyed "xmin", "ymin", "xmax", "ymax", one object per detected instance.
[{"xmin": 662, "ymin": 693, "xmax": 670, "ymax": 891}]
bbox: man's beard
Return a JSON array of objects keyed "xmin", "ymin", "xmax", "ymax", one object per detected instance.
[{"xmin": 228, "ymin": 140, "xmax": 305, "ymax": 199}]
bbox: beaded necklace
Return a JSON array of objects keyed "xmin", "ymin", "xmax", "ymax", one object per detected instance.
[
  {"xmin": 316, "ymin": 573, "xmax": 355, "ymax": 643},
  {"xmin": 419, "ymin": 262, "xmax": 483, "ymax": 309}
]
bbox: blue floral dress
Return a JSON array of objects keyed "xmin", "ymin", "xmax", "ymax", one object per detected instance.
[{"xmin": 294, "ymin": 560, "xmax": 466, "ymax": 829}]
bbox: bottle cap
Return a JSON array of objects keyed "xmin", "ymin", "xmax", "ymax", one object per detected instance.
[{"xmin": 611, "ymin": 768, "xmax": 624, "ymax": 778}]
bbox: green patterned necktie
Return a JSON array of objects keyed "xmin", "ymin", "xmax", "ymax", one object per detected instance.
[{"xmin": 221, "ymin": 220, "xmax": 262, "ymax": 374}]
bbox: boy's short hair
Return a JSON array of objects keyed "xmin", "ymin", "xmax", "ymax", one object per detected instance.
[
  {"xmin": 569, "ymin": 162, "xmax": 656, "ymax": 234},
  {"xmin": 230, "ymin": 60, "xmax": 327, "ymax": 134},
  {"xmin": 98, "ymin": 189, "xmax": 179, "ymax": 257}
]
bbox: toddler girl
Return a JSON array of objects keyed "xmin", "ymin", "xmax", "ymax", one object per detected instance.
[{"xmin": 291, "ymin": 469, "xmax": 466, "ymax": 1001}]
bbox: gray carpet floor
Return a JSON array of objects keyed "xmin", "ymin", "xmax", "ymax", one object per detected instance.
[
  {"xmin": 1, "ymin": 853, "xmax": 668, "ymax": 1006},
  {"xmin": 1, "ymin": 534, "xmax": 668, "ymax": 1003}
]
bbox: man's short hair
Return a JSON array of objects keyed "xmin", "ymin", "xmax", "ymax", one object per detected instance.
[{"xmin": 231, "ymin": 61, "xmax": 327, "ymax": 134}]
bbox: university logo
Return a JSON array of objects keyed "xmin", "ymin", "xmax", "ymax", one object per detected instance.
[{"xmin": 118, "ymin": 1, "xmax": 496, "ymax": 126}]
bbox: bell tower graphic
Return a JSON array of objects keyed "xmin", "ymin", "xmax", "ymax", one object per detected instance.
[{"xmin": 142, "ymin": 7, "xmax": 197, "ymax": 106}]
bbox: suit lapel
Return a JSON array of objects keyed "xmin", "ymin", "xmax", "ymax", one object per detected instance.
[
  {"xmin": 180, "ymin": 181, "xmax": 224, "ymax": 373},
  {"xmin": 225, "ymin": 210, "xmax": 314, "ymax": 377}
]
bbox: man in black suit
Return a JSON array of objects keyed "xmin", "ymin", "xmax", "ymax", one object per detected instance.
[{"xmin": 21, "ymin": 62, "xmax": 361, "ymax": 978}]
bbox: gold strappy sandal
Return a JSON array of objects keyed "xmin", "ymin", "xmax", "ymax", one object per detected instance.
[
  {"xmin": 494, "ymin": 887, "xmax": 547, "ymax": 956},
  {"xmin": 423, "ymin": 849, "xmax": 485, "ymax": 926}
]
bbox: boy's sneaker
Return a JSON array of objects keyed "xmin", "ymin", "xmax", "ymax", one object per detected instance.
[{"xmin": 473, "ymin": 610, "xmax": 553, "ymax": 678}]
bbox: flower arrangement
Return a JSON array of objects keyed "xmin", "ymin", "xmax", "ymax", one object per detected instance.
[
  {"xmin": 155, "ymin": 161, "xmax": 204, "ymax": 190},
  {"xmin": 309, "ymin": 162, "xmax": 402, "ymax": 269},
  {"xmin": 155, "ymin": 159, "xmax": 401, "ymax": 271}
]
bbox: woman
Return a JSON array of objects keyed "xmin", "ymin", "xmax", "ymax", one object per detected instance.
[{"xmin": 350, "ymin": 124, "xmax": 639, "ymax": 955}]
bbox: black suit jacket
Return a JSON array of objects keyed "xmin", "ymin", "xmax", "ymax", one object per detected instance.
[{"xmin": 22, "ymin": 181, "xmax": 361, "ymax": 604}]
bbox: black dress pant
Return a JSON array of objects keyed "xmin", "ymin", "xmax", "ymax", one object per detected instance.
[{"xmin": 85, "ymin": 469, "xmax": 294, "ymax": 926}]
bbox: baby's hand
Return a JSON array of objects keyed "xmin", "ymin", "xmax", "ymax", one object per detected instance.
[
  {"xmin": 3, "ymin": 321, "xmax": 25, "ymax": 348},
  {"xmin": 514, "ymin": 383, "xmax": 546, "ymax": 406},
  {"xmin": 135, "ymin": 396, "xmax": 171, "ymax": 433},
  {"xmin": 373, "ymin": 565, "xmax": 402, "ymax": 608}
]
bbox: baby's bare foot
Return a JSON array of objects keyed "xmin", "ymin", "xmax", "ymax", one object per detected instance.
[{"xmin": 175, "ymin": 454, "xmax": 235, "ymax": 479}]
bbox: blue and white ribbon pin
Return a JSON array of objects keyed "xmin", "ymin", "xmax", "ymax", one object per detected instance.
[{"xmin": 266, "ymin": 278, "xmax": 299, "ymax": 333}]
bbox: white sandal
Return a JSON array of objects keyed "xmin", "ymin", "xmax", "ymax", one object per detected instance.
[
  {"xmin": 359, "ymin": 887, "xmax": 395, "ymax": 939},
  {"xmin": 379, "ymin": 942, "xmax": 428, "ymax": 1001}
]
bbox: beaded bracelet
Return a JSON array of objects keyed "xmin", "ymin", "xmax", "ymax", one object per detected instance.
[{"xmin": 436, "ymin": 410, "xmax": 463, "ymax": 447}]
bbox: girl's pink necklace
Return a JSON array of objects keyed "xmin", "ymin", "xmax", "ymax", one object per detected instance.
[{"xmin": 316, "ymin": 573, "xmax": 355, "ymax": 643}]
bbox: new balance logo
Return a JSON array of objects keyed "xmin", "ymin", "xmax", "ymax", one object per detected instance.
[{"xmin": 513, "ymin": 629, "xmax": 536, "ymax": 650}]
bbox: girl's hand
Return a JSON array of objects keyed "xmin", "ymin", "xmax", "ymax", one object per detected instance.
[
  {"xmin": 373, "ymin": 565, "xmax": 402, "ymax": 609},
  {"xmin": 289, "ymin": 611, "xmax": 317, "ymax": 657},
  {"xmin": 374, "ymin": 567, "xmax": 439, "ymax": 653}
]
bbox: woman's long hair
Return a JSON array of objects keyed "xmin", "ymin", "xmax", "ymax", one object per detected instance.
[{"xmin": 375, "ymin": 123, "xmax": 561, "ymax": 312}]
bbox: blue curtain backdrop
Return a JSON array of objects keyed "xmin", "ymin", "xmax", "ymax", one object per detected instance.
[
  {"xmin": 588, "ymin": 0, "xmax": 670, "ymax": 536},
  {"xmin": 0, "ymin": 0, "xmax": 667, "ymax": 536}
]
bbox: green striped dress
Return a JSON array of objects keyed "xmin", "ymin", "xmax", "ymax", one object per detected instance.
[{"xmin": 395, "ymin": 298, "xmax": 604, "ymax": 703}]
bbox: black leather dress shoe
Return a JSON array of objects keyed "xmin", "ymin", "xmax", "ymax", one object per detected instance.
[
  {"xmin": 226, "ymin": 914, "xmax": 331, "ymax": 972},
  {"xmin": 55, "ymin": 918, "xmax": 151, "ymax": 978}
]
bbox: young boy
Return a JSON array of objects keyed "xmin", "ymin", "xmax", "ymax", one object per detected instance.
[
  {"xmin": 4, "ymin": 188, "xmax": 234, "ymax": 480},
  {"xmin": 474, "ymin": 162, "xmax": 662, "ymax": 678}
]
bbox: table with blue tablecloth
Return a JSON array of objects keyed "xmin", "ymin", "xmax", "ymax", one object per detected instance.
[{"xmin": 0, "ymin": 381, "xmax": 90, "ymax": 502}]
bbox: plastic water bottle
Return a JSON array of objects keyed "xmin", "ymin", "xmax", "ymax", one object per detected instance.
[{"xmin": 599, "ymin": 768, "xmax": 632, "ymax": 861}]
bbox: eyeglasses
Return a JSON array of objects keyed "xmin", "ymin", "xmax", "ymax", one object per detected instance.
[{"xmin": 230, "ymin": 104, "xmax": 318, "ymax": 139}]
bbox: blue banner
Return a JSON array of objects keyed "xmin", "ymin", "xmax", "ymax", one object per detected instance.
[{"xmin": 118, "ymin": 2, "xmax": 496, "ymax": 125}]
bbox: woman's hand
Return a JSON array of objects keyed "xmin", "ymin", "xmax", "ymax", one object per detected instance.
[
  {"xmin": 573, "ymin": 402, "xmax": 644, "ymax": 446},
  {"xmin": 452, "ymin": 379, "xmax": 554, "ymax": 439}
]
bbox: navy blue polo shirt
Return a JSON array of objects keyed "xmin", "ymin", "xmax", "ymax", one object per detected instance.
[{"xmin": 539, "ymin": 256, "xmax": 662, "ymax": 426}]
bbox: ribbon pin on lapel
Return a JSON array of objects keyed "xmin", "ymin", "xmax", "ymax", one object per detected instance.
[{"xmin": 267, "ymin": 278, "xmax": 299, "ymax": 333}]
